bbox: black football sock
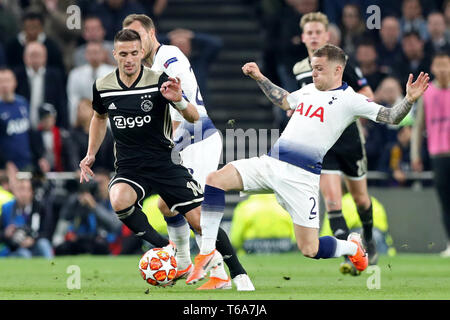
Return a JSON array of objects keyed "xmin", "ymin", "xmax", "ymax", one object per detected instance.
[
  {"xmin": 328, "ymin": 210, "xmax": 350, "ymax": 240},
  {"xmin": 357, "ymin": 202, "xmax": 373, "ymax": 243},
  {"xmin": 216, "ymin": 227, "xmax": 247, "ymax": 279},
  {"xmin": 116, "ymin": 205, "xmax": 169, "ymax": 248}
]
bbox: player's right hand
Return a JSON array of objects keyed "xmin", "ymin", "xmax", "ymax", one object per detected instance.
[
  {"xmin": 242, "ymin": 62, "xmax": 263, "ymax": 81},
  {"xmin": 79, "ymin": 154, "xmax": 95, "ymax": 183}
]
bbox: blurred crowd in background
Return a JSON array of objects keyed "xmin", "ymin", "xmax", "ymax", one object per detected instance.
[{"xmin": 0, "ymin": 0, "xmax": 448, "ymax": 258}]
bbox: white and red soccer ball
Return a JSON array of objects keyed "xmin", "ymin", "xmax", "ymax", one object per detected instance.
[{"xmin": 139, "ymin": 248, "xmax": 177, "ymax": 286}]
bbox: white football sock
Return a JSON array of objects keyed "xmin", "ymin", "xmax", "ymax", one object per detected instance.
[
  {"xmin": 199, "ymin": 210, "xmax": 223, "ymax": 254},
  {"xmin": 167, "ymin": 221, "xmax": 192, "ymax": 269},
  {"xmin": 333, "ymin": 239, "xmax": 358, "ymax": 257}
]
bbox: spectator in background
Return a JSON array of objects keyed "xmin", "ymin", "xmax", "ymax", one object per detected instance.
[
  {"xmin": 70, "ymin": 98, "xmax": 115, "ymax": 172},
  {"xmin": 378, "ymin": 125, "xmax": 413, "ymax": 186},
  {"xmin": 29, "ymin": 103, "xmax": 78, "ymax": 173},
  {"xmin": 425, "ymin": 12, "xmax": 450, "ymax": 55},
  {"xmin": 72, "ymin": 16, "xmax": 115, "ymax": 68},
  {"xmin": 400, "ymin": 0, "xmax": 429, "ymax": 40},
  {"xmin": 27, "ymin": 0, "xmax": 82, "ymax": 72},
  {"xmin": 339, "ymin": 3, "xmax": 368, "ymax": 59},
  {"xmin": 361, "ymin": 76, "xmax": 406, "ymax": 171},
  {"xmin": 52, "ymin": 169, "xmax": 121, "ymax": 255},
  {"xmin": 327, "ymin": 23, "xmax": 342, "ymax": 46},
  {"xmin": 276, "ymin": 0, "xmax": 317, "ymax": 92},
  {"xmin": 230, "ymin": 194, "xmax": 296, "ymax": 255},
  {"xmin": 355, "ymin": 40, "xmax": 388, "ymax": 91},
  {"xmin": 0, "ymin": 168, "xmax": 14, "ymax": 215},
  {"xmin": 0, "ymin": 68, "xmax": 35, "ymax": 172},
  {"xmin": 163, "ymin": 28, "xmax": 223, "ymax": 105},
  {"xmin": 393, "ymin": 30, "xmax": 431, "ymax": 89},
  {"xmin": 14, "ymin": 41, "xmax": 68, "ymax": 129},
  {"xmin": 5, "ymin": 10, "xmax": 64, "ymax": 74},
  {"xmin": 0, "ymin": 0, "xmax": 19, "ymax": 44},
  {"xmin": 88, "ymin": 0, "xmax": 146, "ymax": 41},
  {"xmin": 136, "ymin": 0, "xmax": 168, "ymax": 25},
  {"xmin": 67, "ymin": 42, "xmax": 115, "ymax": 126},
  {"xmin": 445, "ymin": 0, "xmax": 450, "ymax": 30},
  {"xmin": 0, "ymin": 177, "xmax": 53, "ymax": 258},
  {"xmin": 376, "ymin": 16, "xmax": 403, "ymax": 75},
  {"xmin": 411, "ymin": 52, "xmax": 450, "ymax": 257},
  {"xmin": 0, "ymin": 42, "xmax": 6, "ymax": 67}
]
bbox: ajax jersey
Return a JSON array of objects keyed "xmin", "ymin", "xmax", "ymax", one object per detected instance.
[{"xmin": 269, "ymin": 82, "xmax": 382, "ymax": 174}]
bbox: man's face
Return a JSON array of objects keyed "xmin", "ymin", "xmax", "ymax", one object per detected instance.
[
  {"xmin": 356, "ymin": 45, "xmax": 377, "ymax": 67},
  {"xmin": 431, "ymin": 56, "xmax": 450, "ymax": 83},
  {"xmin": 85, "ymin": 42, "xmax": 105, "ymax": 67},
  {"xmin": 302, "ymin": 22, "xmax": 329, "ymax": 52},
  {"xmin": 380, "ymin": 18, "xmax": 400, "ymax": 45},
  {"xmin": 311, "ymin": 56, "xmax": 340, "ymax": 91},
  {"xmin": 23, "ymin": 18, "xmax": 43, "ymax": 41},
  {"xmin": 24, "ymin": 43, "xmax": 47, "ymax": 70},
  {"xmin": 0, "ymin": 70, "xmax": 17, "ymax": 98},
  {"xmin": 427, "ymin": 13, "xmax": 445, "ymax": 39},
  {"xmin": 113, "ymin": 40, "xmax": 143, "ymax": 76},
  {"xmin": 15, "ymin": 180, "xmax": 33, "ymax": 207},
  {"xmin": 124, "ymin": 21, "xmax": 154, "ymax": 61},
  {"xmin": 83, "ymin": 18, "xmax": 105, "ymax": 42},
  {"xmin": 402, "ymin": 35, "xmax": 423, "ymax": 60}
]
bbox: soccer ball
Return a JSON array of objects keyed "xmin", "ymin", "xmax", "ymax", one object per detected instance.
[{"xmin": 139, "ymin": 247, "xmax": 177, "ymax": 286}]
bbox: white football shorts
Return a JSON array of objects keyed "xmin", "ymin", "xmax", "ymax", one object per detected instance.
[
  {"xmin": 179, "ymin": 131, "xmax": 222, "ymax": 189},
  {"xmin": 231, "ymin": 155, "xmax": 321, "ymax": 228}
]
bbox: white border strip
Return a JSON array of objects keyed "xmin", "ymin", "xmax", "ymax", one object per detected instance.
[
  {"xmin": 170, "ymin": 197, "xmax": 204, "ymax": 213},
  {"xmin": 108, "ymin": 177, "xmax": 146, "ymax": 208},
  {"xmin": 100, "ymin": 87, "xmax": 159, "ymax": 98}
]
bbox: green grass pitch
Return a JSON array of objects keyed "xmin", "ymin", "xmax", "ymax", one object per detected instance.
[{"xmin": 1, "ymin": 253, "xmax": 449, "ymax": 300}]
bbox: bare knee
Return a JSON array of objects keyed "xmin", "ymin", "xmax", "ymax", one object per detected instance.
[
  {"xmin": 205, "ymin": 171, "xmax": 222, "ymax": 189},
  {"xmin": 109, "ymin": 184, "xmax": 136, "ymax": 212},
  {"xmin": 352, "ymin": 192, "xmax": 371, "ymax": 209}
]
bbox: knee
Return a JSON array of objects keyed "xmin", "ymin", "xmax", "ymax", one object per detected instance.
[
  {"xmin": 110, "ymin": 196, "xmax": 133, "ymax": 212},
  {"xmin": 205, "ymin": 171, "xmax": 221, "ymax": 188}
]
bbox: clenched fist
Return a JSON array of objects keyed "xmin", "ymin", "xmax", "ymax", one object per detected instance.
[{"xmin": 242, "ymin": 62, "xmax": 264, "ymax": 81}]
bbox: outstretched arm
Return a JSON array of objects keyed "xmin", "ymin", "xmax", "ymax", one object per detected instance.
[
  {"xmin": 242, "ymin": 62, "xmax": 291, "ymax": 111},
  {"xmin": 376, "ymin": 72, "xmax": 429, "ymax": 124}
]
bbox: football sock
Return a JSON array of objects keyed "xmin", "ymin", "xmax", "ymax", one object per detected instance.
[
  {"xmin": 328, "ymin": 210, "xmax": 350, "ymax": 240},
  {"xmin": 216, "ymin": 227, "xmax": 246, "ymax": 279},
  {"xmin": 357, "ymin": 202, "xmax": 373, "ymax": 243},
  {"xmin": 165, "ymin": 215, "xmax": 192, "ymax": 270},
  {"xmin": 313, "ymin": 236, "xmax": 357, "ymax": 259},
  {"xmin": 116, "ymin": 205, "xmax": 169, "ymax": 248},
  {"xmin": 199, "ymin": 185, "xmax": 225, "ymax": 254}
]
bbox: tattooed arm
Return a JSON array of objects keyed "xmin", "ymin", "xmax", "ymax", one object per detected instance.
[
  {"xmin": 376, "ymin": 72, "xmax": 430, "ymax": 124},
  {"xmin": 242, "ymin": 62, "xmax": 291, "ymax": 110}
]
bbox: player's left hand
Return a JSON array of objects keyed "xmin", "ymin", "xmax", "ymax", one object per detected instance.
[
  {"xmin": 160, "ymin": 76, "xmax": 182, "ymax": 102},
  {"xmin": 405, "ymin": 72, "xmax": 430, "ymax": 103}
]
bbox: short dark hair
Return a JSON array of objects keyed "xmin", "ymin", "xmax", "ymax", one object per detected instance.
[
  {"xmin": 22, "ymin": 10, "xmax": 44, "ymax": 24},
  {"xmin": 312, "ymin": 44, "xmax": 347, "ymax": 67},
  {"xmin": 432, "ymin": 51, "xmax": 449, "ymax": 61},
  {"xmin": 402, "ymin": 30, "xmax": 422, "ymax": 41},
  {"xmin": 114, "ymin": 29, "xmax": 141, "ymax": 43}
]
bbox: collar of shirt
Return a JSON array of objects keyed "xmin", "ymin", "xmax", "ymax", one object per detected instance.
[
  {"xmin": 26, "ymin": 66, "xmax": 46, "ymax": 78},
  {"xmin": 18, "ymin": 31, "xmax": 47, "ymax": 46}
]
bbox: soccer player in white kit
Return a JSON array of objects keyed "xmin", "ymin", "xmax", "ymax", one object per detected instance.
[
  {"xmin": 186, "ymin": 44, "xmax": 430, "ymax": 284},
  {"xmin": 123, "ymin": 14, "xmax": 254, "ymax": 290}
]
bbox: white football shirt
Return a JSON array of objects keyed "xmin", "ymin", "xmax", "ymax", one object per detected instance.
[
  {"xmin": 269, "ymin": 82, "xmax": 383, "ymax": 174},
  {"xmin": 151, "ymin": 44, "xmax": 208, "ymax": 122}
]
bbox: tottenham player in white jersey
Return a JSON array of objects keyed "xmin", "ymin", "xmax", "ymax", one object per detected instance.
[
  {"xmin": 123, "ymin": 14, "xmax": 254, "ymax": 291},
  {"xmin": 186, "ymin": 44, "xmax": 429, "ymax": 284}
]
